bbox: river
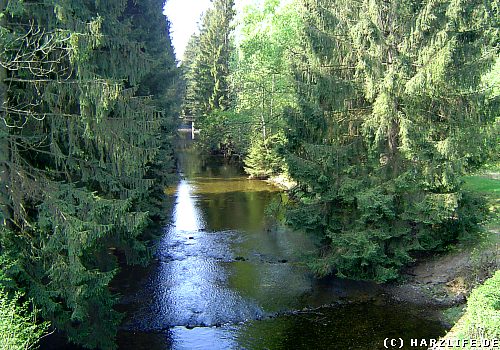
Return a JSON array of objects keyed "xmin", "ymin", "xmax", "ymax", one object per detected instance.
[{"xmin": 113, "ymin": 133, "xmax": 447, "ymax": 349}]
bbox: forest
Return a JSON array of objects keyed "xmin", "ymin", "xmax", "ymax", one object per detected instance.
[
  {"xmin": 184, "ymin": 0, "xmax": 498, "ymax": 280},
  {"xmin": 0, "ymin": 0, "xmax": 498, "ymax": 349}
]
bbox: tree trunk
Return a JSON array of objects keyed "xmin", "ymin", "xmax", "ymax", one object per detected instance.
[{"xmin": 261, "ymin": 86, "xmax": 266, "ymax": 142}]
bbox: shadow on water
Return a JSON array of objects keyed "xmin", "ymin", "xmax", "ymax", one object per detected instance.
[{"xmin": 111, "ymin": 132, "xmax": 447, "ymax": 349}]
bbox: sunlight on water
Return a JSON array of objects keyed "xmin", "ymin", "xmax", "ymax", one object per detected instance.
[
  {"xmin": 169, "ymin": 326, "xmax": 239, "ymax": 350},
  {"xmin": 173, "ymin": 180, "xmax": 204, "ymax": 231},
  {"xmin": 116, "ymin": 134, "xmax": 447, "ymax": 350}
]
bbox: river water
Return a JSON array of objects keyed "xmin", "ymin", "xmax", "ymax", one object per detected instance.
[{"xmin": 116, "ymin": 134, "xmax": 447, "ymax": 349}]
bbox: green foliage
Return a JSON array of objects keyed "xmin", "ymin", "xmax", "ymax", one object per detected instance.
[
  {"xmin": 0, "ymin": 0, "xmax": 179, "ymax": 348},
  {"xmin": 184, "ymin": 0, "xmax": 302, "ymax": 172},
  {"xmin": 284, "ymin": 0, "xmax": 499, "ymax": 281},
  {"xmin": 453, "ymin": 271, "xmax": 500, "ymax": 344},
  {"xmin": 182, "ymin": 0, "xmax": 236, "ymax": 117},
  {"xmin": 181, "ymin": 34, "xmax": 201, "ymax": 117},
  {"xmin": 232, "ymin": 0, "xmax": 302, "ymax": 175},
  {"xmin": 0, "ymin": 287, "xmax": 49, "ymax": 350},
  {"xmin": 463, "ymin": 174, "xmax": 499, "ymax": 239},
  {"xmin": 244, "ymin": 133, "xmax": 287, "ymax": 178},
  {"xmin": 197, "ymin": 110, "xmax": 251, "ymax": 157}
]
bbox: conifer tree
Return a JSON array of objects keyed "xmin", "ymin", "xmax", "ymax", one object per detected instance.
[
  {"xmin": 125, "ymin": 0, "xmax": 181, "ymax": 221},
  {"xmin": 286, "ymin": 0, "xmax": 499, "ymax": 281},
  {"xmin": 182, "ymin": 34, "xmax": 202, "ymax": 117},
  {"xmin": 184, "ymin": 0, "xmax": 236, "ymax": 117},
  {"xmin": 0, "ymin": 0, "xmax": 178, "ymax": 347}
]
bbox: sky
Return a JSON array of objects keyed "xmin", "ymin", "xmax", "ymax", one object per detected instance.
[
  {"xmin": 163, "ymin": 0, "xmax": 212, "ymax": 61},
  {"xmin": 163, "ymin": 0, "xmax": 261, "ymax": 62}
]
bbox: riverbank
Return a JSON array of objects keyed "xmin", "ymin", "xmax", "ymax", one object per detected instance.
[
  {"xmin": 385, "ymin": 172, "xmax": 499, "ymax": 329},
  {"xmin": 384, "ymin": 231, "xmax": 498, "ymax": 309},
  {"xmin": 262, "ymin": 171, "xmax": 499, "ymax": 312},
  {"xmin": 429, "ymin": 271, "xmax": 499, "ymax": 350},
  {"xmin": 265, "ymin": 174, "xmax": 297, "ymax": 190}
]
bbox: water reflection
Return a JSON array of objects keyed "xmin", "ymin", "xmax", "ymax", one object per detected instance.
[
  {"xmin": 173, "ymin": 180, "xmax": 204, "ymax": 231},
  {"xmin": 117, "ymin": 134, "xmax": 446, "ymax": 349},
  {"xmin": 120, "ymin": 299, "xmax": 445, "ymax": 350}
]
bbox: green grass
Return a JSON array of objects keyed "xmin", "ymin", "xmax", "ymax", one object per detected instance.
[
  {"xmin": 463, "ymin": 176, "xmax": 500, "ymax": 195},
  {"xmin": 463, "ymin": 174, "xmax": 500, "ymax": 230},
  {"xmin": 459, "ymin": 172, "xmax": 499, "ymax": 286},
  {"xmin": 439, "ymin": 172, "xmax": 500, "ymax": 348}
]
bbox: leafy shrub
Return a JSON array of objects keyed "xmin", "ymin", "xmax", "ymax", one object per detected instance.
[
  {"xmin": 197, "ymin": 111, "xmax": 252, "ymax": 157},
  {"xmin": 0, "ymin": 288, "xmax": 49, "ymax": 350},
  {"xmin": 244, "ymin": 133, "xmax": 288, "ymax": 179},
  {"xmin": 459, "ymin": 270, "xmax": 500, "ymax": 340}
]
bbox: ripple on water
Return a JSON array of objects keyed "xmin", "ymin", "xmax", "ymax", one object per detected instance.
[{"xmin": 117, "ymin": 139, "xmax": 446, "ymax": 349}]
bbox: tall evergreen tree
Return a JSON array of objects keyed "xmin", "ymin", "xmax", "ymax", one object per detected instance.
[
  {"xmin": 183, "ymin": 0, "xmax": 236, "ymax": 117},
  {"xmin": 182, "ymin": 33, "xmax": 201, "ymax": 117},
  {"xmin": 286, "ymin": 0, "xmax": 499, "ymax": 281},
  {"xmin": 0, "ymin": 0, "xmax": 178, "ymax": 348},
  {"xmin": 125, "ymin": 0, "xmax": 181, "ymax": 221}
]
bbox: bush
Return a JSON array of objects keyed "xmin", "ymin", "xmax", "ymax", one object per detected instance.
[
  {"xmin": 244, "ymin": 133, "xmax": 288, "ymax": 179},
  {"xmin": 197, "ymin": 111, "xmax": 252, "ymax": 157},
  {"xmin": 445, "ymin": 270, "xmax": 500, "ymax": 349},
  {"xmin": 0, "ymin": 288, "xmax": 49, "ymax": 350}
]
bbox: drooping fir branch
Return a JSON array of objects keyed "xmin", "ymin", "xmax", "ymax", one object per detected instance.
[
  {"xmin": 0, "ymin": 0, "xmax": 179, "ymax": 348},
  {"xmin": 285, "ymin": 0, "xmax": 498, "ymax": 282}
]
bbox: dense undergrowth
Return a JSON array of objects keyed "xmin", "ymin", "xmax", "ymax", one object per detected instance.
[
  {"xmin": 438, "ymin": 170, "xmax": 499, "ymax": 348},
  {"xmin": 440, "ymin": 271, "xmax": 500, "ymax": 349}
]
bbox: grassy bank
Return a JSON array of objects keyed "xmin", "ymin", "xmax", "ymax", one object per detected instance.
[
  {"xmin": 435, "ymin": 172, "xmax": 499, "ymax": 348},
  {"xmin": 436, "ymin": 271, "xmax": 500, "ymax": 349},
  {"xmin": 463, "ymin": 172, "xmax": 499, "ymax": 231},
  {"xmin": 459, "ymin": 171, "xmax": 499, "ymax": 289}
]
